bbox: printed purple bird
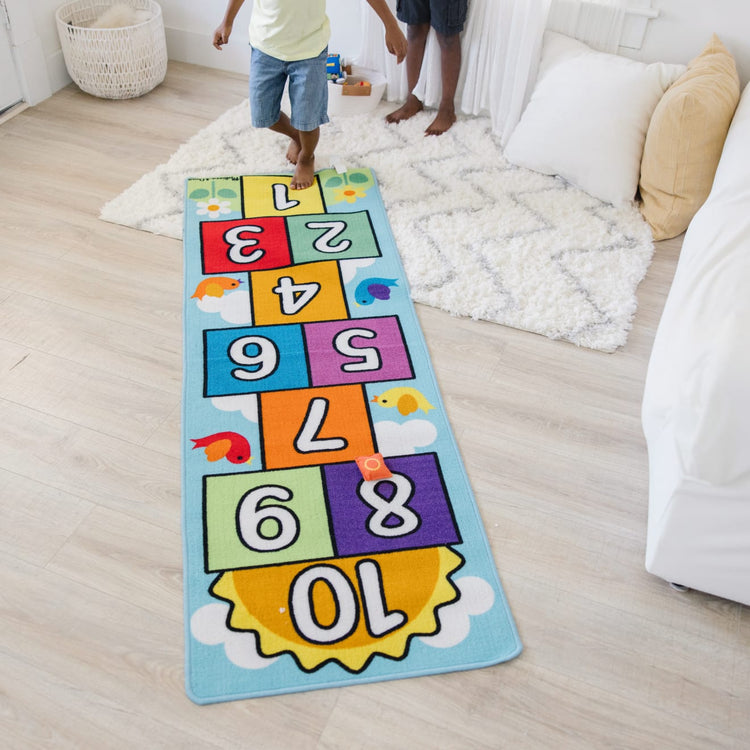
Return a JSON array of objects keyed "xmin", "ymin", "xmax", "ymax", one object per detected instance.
[{"xmin": 354, "ymin": 277, "xmax": 398, "ymax": 306}]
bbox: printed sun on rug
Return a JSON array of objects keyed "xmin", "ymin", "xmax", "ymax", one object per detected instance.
[
  {"xmin": 182, "ymin": 169, "xmax": 522, "ymax": 703},
  {"xmin": 102, "ymin": 100, "xmax": 655, "ymax": 352}
]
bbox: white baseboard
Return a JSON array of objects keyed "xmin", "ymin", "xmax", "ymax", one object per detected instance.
[
  {"xmin": 14, "ymin": 35, "xmax": 53, "ymax": 104},
  {"xmin": 47, "ymin": 48, "xmax": 72, "ymax": 95}
]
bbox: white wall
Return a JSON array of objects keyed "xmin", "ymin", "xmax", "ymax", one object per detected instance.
[
  {"xmin": 19, "ymin": 0, "xmax": 750, "ymax": 101},
  {"xmin": 158, "ymin": 0, "xmax": 750, "ymax": 85},
  {"xmin": 627, "ymin": 0, "xmax": 750, "ymax": 84},
  {"xmin": 26, "ymin": 0, "xmax": 69, "ymax": 92},
  {"xmin": 161, "ymin": 0, "xmax": 362, "ymax": 75},
  {"xmin": 158, "ymin": 0, "xmax": 253, "ymax": 75},
  {"xmin": 2, "ymin": 0, "xmax": 57, "ymax": 103}
]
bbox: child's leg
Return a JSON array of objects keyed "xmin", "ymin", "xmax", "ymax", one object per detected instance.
[
  {"xmin": 290, "ymin": 127, "xmax": 319, "ymax": 190},
  {"xmin": 268, "ymin": 112, "xmax": 302, "ymax": 165},
  {"xmin": 385, "ymin": 22, "xmax": 429, "ymax": 124},
  {"xmin": 425, "ymin": 30, "xmax": 461, "ymax": 135},
  {"xmin": 267, "ymin": 114, "xmax": 317, "ymax": 189},
  {"xmin": 424, "ymin": 0, "xmax": 467, "ymax": 135},
  {"xmin": 286, "ymin": 47, "xmax": 329, "ymax": 190}
]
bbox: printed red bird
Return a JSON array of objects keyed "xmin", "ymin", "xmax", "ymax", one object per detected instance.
[{"xmin": 191, "ymin": 431, "xmax": 252, "ymax": 464}]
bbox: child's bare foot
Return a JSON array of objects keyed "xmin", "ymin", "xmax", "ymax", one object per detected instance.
[
  {"xmin": 425, "ymin": 106, "xmax": 456, "ymax": 136},
  {"xmin": 286, "ymin": 138, "xmax": 301, "ymax": 165},
  {"xmin": 290, "ymin": 155, "xmax": 315, "ymax": 190},
  {"xmin": 386, "ymin": 94, "xmax": 424, "ymax": 124}
]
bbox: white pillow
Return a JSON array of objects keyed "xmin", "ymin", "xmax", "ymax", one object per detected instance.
[{"xmin": 505, "ymin": 32, "xmax": 685, "ymax": 206}]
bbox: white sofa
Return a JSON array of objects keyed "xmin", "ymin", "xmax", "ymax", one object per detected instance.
[{"xmin": 641, "ymin": 81, "xmax": 750, "ymax": 606}]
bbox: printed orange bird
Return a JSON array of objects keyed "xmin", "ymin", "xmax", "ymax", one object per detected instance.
[
  {"xmin": 191, "ymin": 431, "xmax": 252, "ymax": 464},
  {"xmin": 191, "ymin": 276, "xmax": 243, "ymax": 299},
  {"xmin": 371, "ymin": 387, "xmax": 434, "ymax": 416}
]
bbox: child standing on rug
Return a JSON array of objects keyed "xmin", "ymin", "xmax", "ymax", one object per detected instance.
[
  {"xmin": 386, "ymin": 0, "xmax": 467, "ymax": 135},
  {"xmin": 214, "ymin": 0, "xmax": 407, "ymax": 190}
]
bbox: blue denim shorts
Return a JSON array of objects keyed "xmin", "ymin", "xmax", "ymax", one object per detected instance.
[
  {"xmin": 396, "ymin": 0, "xmax": 467, "ymax": 36},
  {"xmin": 249, "ymin": 46, "xmax": 329, "ymax": 133}
]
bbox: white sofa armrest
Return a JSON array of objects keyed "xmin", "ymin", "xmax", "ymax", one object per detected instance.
[{"xmin": 641, "ymin": 82, "xmax": 750, "ymax": 605}]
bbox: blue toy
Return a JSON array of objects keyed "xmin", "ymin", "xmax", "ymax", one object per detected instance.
[{"xmin": 326, "ymin": 53, "xmax": 342, "ymax": 80}]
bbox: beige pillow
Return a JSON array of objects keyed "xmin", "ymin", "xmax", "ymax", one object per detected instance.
[{"xmin": 639, "ymin": 34, "xmax": 740, "ymax": 240}]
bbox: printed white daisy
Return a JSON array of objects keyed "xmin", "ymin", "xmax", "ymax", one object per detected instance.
[{"xmin": 196, "ymin": 199, "xmax": 232, "ymax": 218}]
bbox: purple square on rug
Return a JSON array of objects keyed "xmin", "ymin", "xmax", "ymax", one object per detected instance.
[
  {"xmin": 323, "ymin": 453, "xmax": 462, "ymax": 557},
  {"xmin": 303, "ymin": 316, "xmax": 414, "ymax": 388}
]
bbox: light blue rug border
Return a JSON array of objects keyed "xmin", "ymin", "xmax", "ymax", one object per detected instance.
[{"xmin": 181, "ymin": 169, "xmax": 522, "ymax": 704}]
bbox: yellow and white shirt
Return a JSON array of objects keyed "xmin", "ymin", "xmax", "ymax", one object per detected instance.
[{"xmin": 249, "ymin": 0, "xmax": 331, "ymax": 61}]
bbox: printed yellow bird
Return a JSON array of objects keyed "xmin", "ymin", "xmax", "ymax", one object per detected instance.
[
  {"xmin": 371, "ymin": 387, "xmax": 434, "ymax": 416},
  {"xmin": 191, "ymin": 276, "xmax": 243, "ymax": 299}
]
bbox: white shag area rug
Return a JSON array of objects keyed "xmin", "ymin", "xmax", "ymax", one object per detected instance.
[{"xmin": 101, "ymin": 100, "xmax": 654, "ymax": 352}]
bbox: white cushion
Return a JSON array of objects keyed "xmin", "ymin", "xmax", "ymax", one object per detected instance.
[
  {"xmin": 641, "ymin": 82, "xmax": 750, "ymax": 605},
  {"xmin": 505, "ymin": 31, "xmax": 685, "ymax": 206}
]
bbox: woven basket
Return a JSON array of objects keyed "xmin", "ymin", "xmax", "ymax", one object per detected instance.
[{"xmin": 56, "ymin": 0, "xmax": 168, "ymax": 99}]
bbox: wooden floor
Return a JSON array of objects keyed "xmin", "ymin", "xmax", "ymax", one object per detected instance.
[{"xmin": 1, "ymin": 62, "xmax": 747, "ymax": 749}]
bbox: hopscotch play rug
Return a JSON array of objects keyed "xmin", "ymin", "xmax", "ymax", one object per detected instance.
[
  {"xmin": 103, "ymin": 101, "xmax": 655, "ymax": 352},
  {"xmin": 182, "ymin": 168, "xmax": 522, "ymax": 703}
]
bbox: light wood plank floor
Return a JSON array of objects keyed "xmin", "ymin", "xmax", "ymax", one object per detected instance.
[{"xmin": 1, "ymin": 62, "xmax": 747, "ymax": 749}]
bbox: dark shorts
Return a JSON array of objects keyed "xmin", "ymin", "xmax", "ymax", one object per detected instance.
[{"xmin": 396, "ymin": 0, "xmax": 468, "ymax": 36}]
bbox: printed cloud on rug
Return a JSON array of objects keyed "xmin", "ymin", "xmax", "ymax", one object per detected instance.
[{"xmin": 100, "ymin": 100, "xmax": 654, "ymax": 352}]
